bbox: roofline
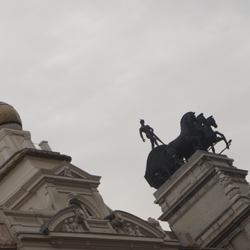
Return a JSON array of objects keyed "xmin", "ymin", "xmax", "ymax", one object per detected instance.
[{"xmin": 0, "ymin": 148, "xmax": 71, "ymax": 181}]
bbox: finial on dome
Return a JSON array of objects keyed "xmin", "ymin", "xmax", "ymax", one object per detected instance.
[{"xmin": 0, "ymin": 102, "xmax": 22, "ymax": 130}]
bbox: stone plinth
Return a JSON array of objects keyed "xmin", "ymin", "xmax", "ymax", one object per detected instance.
[{"xmin": 154, "ymin": 150, "xmax": 250, "ymax": 250}]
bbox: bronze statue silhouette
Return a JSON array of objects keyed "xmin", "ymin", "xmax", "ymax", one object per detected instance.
[
  {"xmin": 191, "ymin": 113, "xmax": 229, "ymax": 152},
  {"xmin": 144, "ymin": 112, "xmax": 231, "ymax": 189},
  {"xmin": 203, "ymin": 115, "xmax": 229, "ymax": 153},
  {"xmin": 164, "ymin": 112, "xmax": 201, "ymax": 161},
  {"xmin": 165, "ymin": 112, "xmax": 230, "ymax": 160},
  {"xmin": 139, "ymin": 119, "xmax": 164, "ymax": 149}
]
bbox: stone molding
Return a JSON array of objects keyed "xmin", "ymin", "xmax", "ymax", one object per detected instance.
[
  {"xmin": 0, "ymin": 148, "xmax": 71, "ymax": 181},
  {"xmin": 54, "ymin": 161, "xmax": 101, "ymax": 181},
  {"xmin": 3, "ymin": 161, "xmax": 101, "ymax": 211},
  {"xmin": 106, "ymin": 210, "xmax": 166, "ymax": 238}
]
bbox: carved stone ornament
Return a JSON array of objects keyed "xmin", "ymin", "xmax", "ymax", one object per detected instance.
[
  {"xmin": 105, "ymin": 210, "xmax": 166, "ymax": 238},
  {"xmin": 64, "ymin": 166, "xmax": 73, "ymax": 178},
  {"xmin": 123, "ymin": 223, "xmax": 145, "ymax": 237},
  {"xmin": 60, "ymin": 217, "xmax": 79, "ymax": 232},
  {"xmin": 111, "ymin": 212, "xmax": 124, "ymax": 228},
  {"xmin": 0, "ymin": 225, "xmax": 16, "ymax": 247},
  {"xmin": 0, "ymin": 238, "xmax": 16, "ymax": 246},
  {"xmin": 219, "ymin": 173, "xmax": 233, "ymax": 188},
  {"xmin": 218, "ymin": 171, "xmax": 242, "ymax": 199},
  {"xmin": 123, "ymin": 223, "xmax": 135, "ymax": 236},
  {"xmin": 134, "ymin": 225, "xmax": 145, "ymax": 237}
]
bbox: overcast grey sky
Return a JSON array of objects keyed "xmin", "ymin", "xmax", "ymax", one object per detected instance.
[{"xmin": 1, "ymin": 1, "xmax": 250, "ymax": 230}]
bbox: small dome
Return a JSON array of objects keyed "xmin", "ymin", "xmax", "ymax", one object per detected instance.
[{"xmin": 0, "ymin": 102, "xmax": 22, "ymax": 130}]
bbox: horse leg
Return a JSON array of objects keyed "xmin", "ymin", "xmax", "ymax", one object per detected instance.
[
  {"xmin": 215, "ymin": 132, "xmax": 229, "ymax": 149},
  {"xmin": 222, "ymin": 136, "xmax": 230, "ymax": 149}
]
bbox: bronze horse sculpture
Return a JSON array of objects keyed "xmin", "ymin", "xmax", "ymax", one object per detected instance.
[
  {"xmin": 144, "ymin": 112, "xmax": 230, "ymax": 189},
  {"xmin": 164, "ymin": 112, "xmax": 201, "ymax": 161},
  {"xmin": 203, "ymin": 115, "xmax": 229, "ymax": 153}
]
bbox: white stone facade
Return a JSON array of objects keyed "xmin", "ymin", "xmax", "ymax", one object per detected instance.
[
  {"xmin": 2, "ymin": 102, "xmax": 250, "ymax": 250},
  {"xmin": 154, "ymin": 150, "xmax": 250, "ymax": 250},
  {"xmin": 0, "ymin": 102, "xmax": 179, "ymax": 250}
]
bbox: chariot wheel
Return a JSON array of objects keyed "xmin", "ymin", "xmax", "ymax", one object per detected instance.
[
  {"xmin": 151, "ymin": 167, "xmax": 169, "ymax": 189},
  {"xmin": 145, "ymin": 145, "xmax": 175, "ymax": 189}
]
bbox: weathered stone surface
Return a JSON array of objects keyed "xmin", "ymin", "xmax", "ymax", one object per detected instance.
[
  {"xmin": 154, "ymin": 150, "xmax": 250, "ymax": 249},
  {"xmin": 0, "ymin": 103, "xmax": 180, "ymax": 250}
]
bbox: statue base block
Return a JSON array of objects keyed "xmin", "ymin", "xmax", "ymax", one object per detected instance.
[{"xmin": 154, "ymin": 150, "xmax": 250, "ymax": 250}]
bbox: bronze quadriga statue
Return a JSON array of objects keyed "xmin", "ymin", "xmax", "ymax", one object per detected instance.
[{"xmin": 141, "ymin": 112, "xmax": 231, "ymax": 189}]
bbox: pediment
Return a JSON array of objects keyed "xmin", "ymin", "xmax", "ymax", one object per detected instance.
[
  {"xmin": 41, "ymin": 208, "xmax": 165, "ymax": 239},
  {"xmin": 3, "ymin": 161, "xmax": 101, "ymax": 211},
  {"xmin": 41, "ymin": 206, "xmax": 115, "ymax": 234},
  {"xmin": 0, "ymin": 148, "xmax": 72, "ymax": 186},
  {"xmin": 53, "ymin": 162, "xmax": 100, "ymax": 181},
  {"xmin": 106, "ymin": 210, "xmax": 166, "ymax": 238}
]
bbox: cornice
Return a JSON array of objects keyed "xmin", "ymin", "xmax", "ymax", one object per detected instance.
[{"xmin": 0, "ymin": 148, "xmax": 71, "ymax": 181}]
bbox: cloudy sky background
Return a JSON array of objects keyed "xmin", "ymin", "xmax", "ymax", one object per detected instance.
[{"xmin": 1, "ymin": 1, "xmax": 250, "ymax": 230}]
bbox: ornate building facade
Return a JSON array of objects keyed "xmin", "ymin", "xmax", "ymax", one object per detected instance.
[
  {"xmin": 0, "ymin": 102, "xmax": 179, "ymax": 249},
  {"xmin": 1, "ymin": 102, "xmax": 249, "ymax": 250}
]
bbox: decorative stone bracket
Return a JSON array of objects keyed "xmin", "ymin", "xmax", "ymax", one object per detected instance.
[{"xmin": 217, "ymin": 170, "xmax": 242, "ymax": 200}]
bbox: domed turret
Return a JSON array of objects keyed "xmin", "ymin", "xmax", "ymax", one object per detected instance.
[{"xmin": 0, "ymin": 102, "xmax": 22, "ymax": 130}]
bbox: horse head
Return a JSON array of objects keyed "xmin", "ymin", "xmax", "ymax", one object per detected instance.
[
  {"xmin": 206, "ymin": 116, "xmax": 218, "ymax": 128},
  {"xmin": 180, "ymin": 112, "xmax": 196, "ymax": 129},
  {"xmin": 196, "ymin": 113, "xmax": 206, "ymax": 125}
]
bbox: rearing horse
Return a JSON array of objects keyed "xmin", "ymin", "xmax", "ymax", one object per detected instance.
[
  {"xmin": 165, "ymin": 112, "xmax": 201, "ymax": 161},
  {"xmin": 145, "ymin": 112, "xmax": 231, "ymax": 189},
  {"xmin": 203, "ymin": 116, "xmax": 229, "ymax": 153}
]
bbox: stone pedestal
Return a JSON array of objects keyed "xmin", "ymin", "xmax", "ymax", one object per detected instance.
[{"xmin": 154, "ymin": 150, "xmax": 250, "ymax": 250}]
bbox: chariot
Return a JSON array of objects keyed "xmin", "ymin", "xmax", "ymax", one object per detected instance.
[{"xmin": 144, "ymin": 112, "xmax": 230, "ymax": 189}]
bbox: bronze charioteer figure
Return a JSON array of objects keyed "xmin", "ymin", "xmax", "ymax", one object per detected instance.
[{"xmin": 139, "ymin": 119, "xmax": 164, "ymax": 149}]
